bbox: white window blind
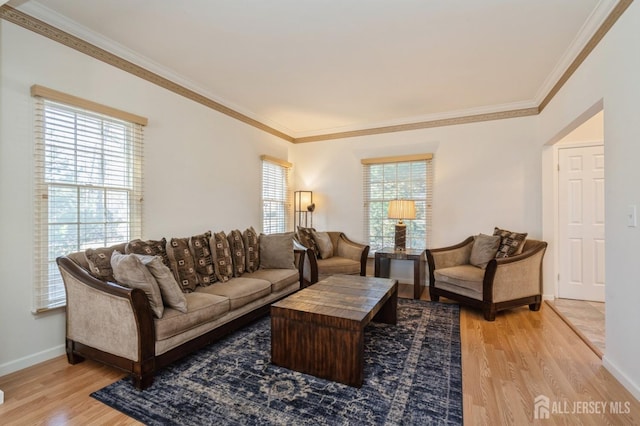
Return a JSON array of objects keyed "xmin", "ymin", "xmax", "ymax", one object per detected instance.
[
  {"xmin": 261, "ymin": 155, "xmax": 292, "ymax": 234},
  {"xmin": 33, "ymin": 88, "xmax": 145, "ymax": 312},
  {"xmin": 362, "ymin": 154, "xmax": 433, "ymax": 252}
]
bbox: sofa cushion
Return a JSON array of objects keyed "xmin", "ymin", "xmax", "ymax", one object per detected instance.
[
  {"xmin": 434, "ymin": 265, "xmax": 485, "ymax": 295},
  {"xmin": 312, "ymin": 230, "xmax": 334, "ymax": 259},
  {"xmin": 227, "ymin": 229, "xmax": 246, "ymax": 277},
  {"xmin": 469, "ymin": 233, "xmax": 501, "ymax": 269},
  {"xmin": 126, "ymin": 238, "xmax": 170, "ymax": 267},
  {"xmin": 493, "ymin": 227, "xmax": 528, "ymax": 258},
  {"xmin": 243, "ymin": 227, "xmax": 260, "ymax": 273},
  {"xmin": 316, "ymin": 256, "xmax": 361, "ymax": 275},
  {"xmin": 134, "ymin": 254, "xmax": 188, "ymax": 313},
  {"xmin": 154, "ymin": 292, "xmax": 229, "ymax": 341},
  {"xmin": 259, "ymin": 232, "xmax": 296, "ymax": 269},
  {"xmin": 196, "ymin": 277, "xmax": 271, "ymax": 310},
  {"xmin": 189, "ymin": 231, "xmax": 216, "ymax": 286},
  {"xmin": 244, "ymin": 268, "xmax": 299, "ymax": 293},
  {"xmin": 166, "ymin": 237, "xmax": 198, "ymax": 292},
  {"xmin": 210, "ymin": 231, "xmax": 234, "ymax": 283},
  {"xmin": 111, "ymin": 251, "xmax": 164, "ymax": 318}
]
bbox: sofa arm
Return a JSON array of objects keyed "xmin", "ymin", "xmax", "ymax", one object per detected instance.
[
  {"xmin": 56, "ymin": 256, "xmax": 155, "ymax": 364},
  {"xmin": 335, "ymin": 233, "xmax": 370, "ymax": 276},
  {"xmin": 484, "ymin": 241, "xmax": 547, "ymax": 303},
  {"xmin": 426, "ymin": 236, "xmax": 475, "ymax": 286},
  {"xmin": 293, "ymin": 245, "xmax": 306, "ymax": 287}
]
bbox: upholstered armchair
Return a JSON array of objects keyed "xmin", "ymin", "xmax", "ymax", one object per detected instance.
[
  {"xmin": 295, "ymin": 231, "xmax": 369, "ymax": 286},
  {"xmin": 426, "ymin": 236, "xmax": 547, "ymax": 321}
]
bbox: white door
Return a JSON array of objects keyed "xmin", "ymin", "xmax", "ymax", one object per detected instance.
[{"xmin": 558, "ymin": 145, "xmax": 605, "ymax": 301}]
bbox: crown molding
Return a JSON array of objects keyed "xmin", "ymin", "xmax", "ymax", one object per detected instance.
[
  {"xmin": 0, "ymin": 4, "xmax": 294, "ymax": 142},
  {"xmin": 1, "ymin": 1, "xmax": 633, "ymax": 144},
  {"xmin": 290, "ymin": 100, "xmax": 538, "ymax": 141},
  {"xmin": 538, "ymin": 0, "xmax": 633, "ymax": 112},
  {"xmin": 292, "ymin": 107, "xmax": 540, "ymax": 144}
]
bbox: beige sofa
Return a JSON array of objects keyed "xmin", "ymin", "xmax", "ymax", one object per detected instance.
[{"xmin": 57, "ymin": 230, "xmax": 303, "ymax": 389}]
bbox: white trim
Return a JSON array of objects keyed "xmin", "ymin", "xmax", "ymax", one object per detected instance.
[{"xmin": 0, "ymin": 344, "xmax": 65, "ymax": 377}]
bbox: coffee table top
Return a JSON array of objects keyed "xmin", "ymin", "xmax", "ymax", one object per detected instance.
[{"xmin": 271, "ymin": 274, "xmax": 397, "ymax": 326}]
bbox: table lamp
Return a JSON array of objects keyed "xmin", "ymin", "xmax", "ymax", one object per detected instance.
[{"xmin": 388, "ymin": 200, "xmax": 416, "ymax": 251}]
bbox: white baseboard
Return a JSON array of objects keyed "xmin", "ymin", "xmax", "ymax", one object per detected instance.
[
  {"xmin": 603, "ymin": 356, "xmax": 640, "ymax": 401},
  {"xmin": 0, "ymin": 388, "xmax": 4, "ymax": 404},
  {"xmin": 0, "ymin": 345, "xmax": 65, "ymax": 378},
  {"xmin": 542, "ymin": 293, "xmax": 555, "ymax": 301}
]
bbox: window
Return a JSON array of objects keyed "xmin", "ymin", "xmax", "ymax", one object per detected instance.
[
  {"xmin": 32, "ymin": 85, "xmax": 146, "ymax": 312},
  {"xmin": 261, "ymin": 155, "xmax": 292, "ymax": 234},
  {"xmin": 362, "ymin": 154, "xmax": 433, "ymax": 252}
]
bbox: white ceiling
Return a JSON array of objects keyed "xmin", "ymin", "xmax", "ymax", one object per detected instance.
[{"xmin": 9, "ymin": 0, "xmax": 617, "ymax": 139}]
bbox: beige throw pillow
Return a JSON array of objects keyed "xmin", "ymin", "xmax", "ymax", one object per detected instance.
[
  {"xmin": 259, "ymin": 232, "xmax": 296, "ymax": 269},
  {"xmin": 311, "ymin": 231, "xmax": 334, "ymax": 259},
  {"xmin": 469, "ymin": 234, "xmax": 501, "ymax": 269},
  {"xmin": 133, "ymin": 254, "xmax": 187, "ymax": 313},
  {"xmin": 111, "ymin": 251, "xmax": 164, "ymax": 318}
]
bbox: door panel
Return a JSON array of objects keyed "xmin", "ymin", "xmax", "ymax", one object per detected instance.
[{"xmin": 558, "ymin": 145, "xmax": 605, "ymax": 301}]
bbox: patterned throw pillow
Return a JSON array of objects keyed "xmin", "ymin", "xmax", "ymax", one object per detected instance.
[
  {"xmin": 85, "ymin": 246, "xmax": 118, "ymax": 282},
  {"xmin": 210, "ymin": 231, "xmax": 234, "ymax": 282},
  {"xmin": 227, "ymin": 229, "xmax": 246, "ymax": 277},
  {"xmin": 166, "ymin": 237, "xmax": 199, "ymax": 292},
  {"xmin": 243, "ymin": 227, "xmax": 260, "ymax": 273},
  {"xmin": 125, "ymin": 238, "xmax": 170, "ymax": 267},
  {"xmin": 493, "ymin": 227, "xmax": 528, "ymax": 258},
  {"xmin": 189, "ymin": 231, "xmax": 216, "ymax": 286},
  {"xmin": 296, "ymin": 226, "xmax": 318, "ymax": 257}
]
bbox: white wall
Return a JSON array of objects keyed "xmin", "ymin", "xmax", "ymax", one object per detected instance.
[
  {"xmin": 537, "ymin": 1, "xmax": 640, "ymax": 400},
  {"xmin": 0, "ymin": 21, "xmax": 290, "ymax": 375},
  {"xmin": 291, "ymin": 116, "xmax": 541, "ymax": 282}
]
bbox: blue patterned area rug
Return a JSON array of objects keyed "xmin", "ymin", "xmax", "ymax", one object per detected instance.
[{"xmin": 91, "ymin": 299, "xmax": 462, "ymax": 425}]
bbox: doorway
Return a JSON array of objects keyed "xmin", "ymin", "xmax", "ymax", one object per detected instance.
[{"xmin": 544, "ymin": 109, "xmax": 605, "ymax": 357}]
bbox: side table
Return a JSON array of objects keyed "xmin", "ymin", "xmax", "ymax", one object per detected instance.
[{"xmin": 374, "ymin": 248, "xmax": 426, "ymax": 299}]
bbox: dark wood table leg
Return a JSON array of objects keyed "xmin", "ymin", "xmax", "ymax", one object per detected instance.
[{"xmin": 413, "ymin": 255, "xmax": 425, "ymax": 299}]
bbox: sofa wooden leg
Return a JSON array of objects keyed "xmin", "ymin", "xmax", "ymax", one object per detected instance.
[
  {"xmin": 429, "ymin": 290, "xmax": 440, "ymax": 302},
  {"xmin": 529, "ymin": 302, "xmax": 541, "ymax": 311},
  {"xmin": 65, "ymin": 339, "xmax": 85, "ymax": 364}
]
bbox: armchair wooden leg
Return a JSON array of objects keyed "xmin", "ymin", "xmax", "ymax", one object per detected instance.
[
  {"xmin": 483, "ymin": 305, "xmax": 497, "ymax": 321},
  {"xmin": 529, "ymin": 302, "xmax": 541, "ymax": 311},
  {"xmin": 429, "ymin": 289, "xmax": 440, "ymax": 302}
]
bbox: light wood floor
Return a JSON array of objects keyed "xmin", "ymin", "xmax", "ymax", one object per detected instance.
[{"xmin": 0, "ymin": 284, "xmax": 638, "ymax": 425}]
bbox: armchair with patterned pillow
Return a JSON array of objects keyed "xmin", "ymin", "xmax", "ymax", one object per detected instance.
[
  {"xmin": 295, "ymin": 228, "xmax": 369, "ymax": 286},
  {"xmin": 426, "ymin": 228, "xmax": 547, "ymax": 321}
]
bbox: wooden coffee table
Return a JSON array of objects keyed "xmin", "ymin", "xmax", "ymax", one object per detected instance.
[{"xmin": 270, "ymin": 274, "xmax": 398, "ymax": 387}]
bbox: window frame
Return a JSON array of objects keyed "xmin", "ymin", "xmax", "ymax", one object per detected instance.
[
  {"xmin": 32, "ymin": 85, "xmax": 146, "ymax": 313},
  {"xmin": 261, "ymin": 155, "xmax": 292, "ymax": 234},
  {"xmin": 362, "ymin": 154, "xmax": 433, "ymax": 253}
]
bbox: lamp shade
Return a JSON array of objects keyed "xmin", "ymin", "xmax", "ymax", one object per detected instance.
[{"xmin": 388, "ymin": 200, "xmax": 416, "ymax": 220}]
